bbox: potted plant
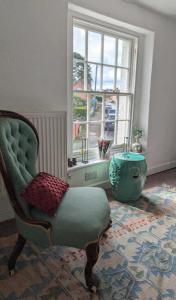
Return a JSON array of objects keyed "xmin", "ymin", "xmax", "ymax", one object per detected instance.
[{"xmin": 132, "ymin": 127, "xmax": 143, "ymax": 153}]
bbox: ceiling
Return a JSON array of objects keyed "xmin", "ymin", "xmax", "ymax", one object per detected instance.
[{"xmin": 125, "ymin": 0, "xmax": 176, "ymax": 18}]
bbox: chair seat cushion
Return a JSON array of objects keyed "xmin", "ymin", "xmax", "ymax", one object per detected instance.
[{"xmin": 30, "ymin": 187, "xmax": 110, "ymax": 249}]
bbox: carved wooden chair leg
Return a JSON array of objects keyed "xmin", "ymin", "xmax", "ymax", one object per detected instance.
[
  {"xmin": 8, "ymin": 234, "xmax": 26, "ymax": 276},
  {"xmin": 103, "ymin": 218, "xmax": 112, "ymax": 238},
  {"xmin": 85, "ymin": 241, "xmax": 100, "ymax": 292}
]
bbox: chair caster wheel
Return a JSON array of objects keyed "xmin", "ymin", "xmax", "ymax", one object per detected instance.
[
  {"xmin": 89, "ymin": 285, "xmax": 98, "ymax": 293},
  {"xmin": 87, "ymin": 274, "xmax": 99, "ymax": 293},
  {"xmin": 9, "ymin": 269, "xmax": 16, "ymax": 276},
  {"xmin": 103, "ymin": 232, "xmax": 108, "ymax": 238}
]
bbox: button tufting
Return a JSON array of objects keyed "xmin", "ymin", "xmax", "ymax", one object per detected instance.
[
  {"xmin": 6, "ymin": 131, "xmax": 10, "ymax": 139},
  {"xmin": 11, "ymin": 144, "xmax": 15, "ymax": 152},
  {"xmin": 11, "ymin": 129, "xmax": 15, "ymax": 136},
  {"xmin": 18, "ymin": 126, "xmax": 21, "ymax": 134},
  {"xmin": 17, "ymin": 152, "xmax": 23, "ymax": 161}
]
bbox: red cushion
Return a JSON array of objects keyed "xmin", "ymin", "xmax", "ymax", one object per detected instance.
[{"xmin": 21, "ymin": 172, "xmax": 69, "ymax": 216}]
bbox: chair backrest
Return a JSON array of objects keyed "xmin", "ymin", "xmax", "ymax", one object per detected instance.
[{"xmin": 0, "ymin": 111, "xmax": 39, "ymax": 217}]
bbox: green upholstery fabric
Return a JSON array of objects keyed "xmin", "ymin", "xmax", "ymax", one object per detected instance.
[
  {"xmin": 31, "ymin": 187, "xmax": 110, "ymax": 249},
  {"xmin": 15, "ymin": 214, "xmax": 51, "ymax": 248},
  {"xmin": 0, "ymin": 118, "xmax": 38, "ymax": 216}
]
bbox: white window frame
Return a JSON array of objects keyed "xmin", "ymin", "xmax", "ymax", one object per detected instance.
[{"xmin": 67, "ymin": 9, "xmax": 138, "ymax": 160}]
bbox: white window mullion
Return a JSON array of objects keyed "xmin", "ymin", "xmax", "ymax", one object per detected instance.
[
  {"xmin": 114, "ymin": 38, "xmax": 118, "ymax": 89},
  {"xmin": 114, "ymin": 92, "xmax": 119, "ymax": 145},
  {"xmin": 86, "ymin": 92, "xmax": 89, "ymax": 151},
  {"xmin": 85, "ymin": 32, "xmax": 89, "ymax": 151},
  {"xmin": 100, "ymin": 34, "xmax": 104, "ymax": 91},
  {"xmin": 101, "ymin": 94, "xmax": 105, "ymax": 138},
  {"xmin": 84, "ymin": 30, "xmax": 88, "ymax": 90},
  {"xmin": 129, "ymin": 94, "xmax": 134, "ymax": 149}
]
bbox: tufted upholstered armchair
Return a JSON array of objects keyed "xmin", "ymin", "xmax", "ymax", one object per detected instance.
[{"xmin": 0, "ymin": 110, "xmax": 111, "ymax": 291}]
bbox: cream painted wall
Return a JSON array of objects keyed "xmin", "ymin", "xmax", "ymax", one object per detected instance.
[
  {"xmin": 0, "ymin": 0, "xmax": 67, "ymax": 112},
  {"xmin": 0, "ymin": 0, "xmax": 67, "ymax": 221}
]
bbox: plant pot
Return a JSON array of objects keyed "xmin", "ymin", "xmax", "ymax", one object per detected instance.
[{"xmin": 132, "ymin": 136, "xmax": 142, "ymax": 153}]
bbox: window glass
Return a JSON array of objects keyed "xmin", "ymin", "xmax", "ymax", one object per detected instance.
[
  {"xmin": 118, "ymin": 39, "xmax": 131, "ymax": 67},
  {"xmin": 89, "ymin": 94, "xmax": 102, "ymax": 121},
  {"xmin": 73, "ymin": 92, "xmax": 87, "ymax": 122},
  {"xmin": 73, "ymin": 61, "xmax": 85, "ymax": 90},
  {"xmin": 73, "ymin": 27, "xmax": 85, "ymax": 59},
  {"xmin": 73, "ymin": 123, "xmax": 87, "ymax": 152},
  {"xmin": 105, "ymin": 95, "xmax": 117, "ymax": 120},
  {"xmin": 104, "ymin": 122, "xmax": 115, "ymax": 142},
  {"xmin": 103, "ymin": 66, "xmax": 115, "ymax": 90},
  {"xmin": 117, "ymin": 121, "xmax": 129, "ymax": 145},
  {"xmin": 88, "ymin": 31, "xmax": 102, "ymax": 63},
  {"xmin": 116, "ymin": 68, "xmax": 129, "ymax": 92},
  {"xmin": 119, "ymin": 96, "xmax": 130, "ymax": 120},
  {"xmin": 104, "ymin": 35, "xmax": 116, "ymax": 65},
  {"xmin": 89, "ymin": 123, "xmax": 101, "ymax": 148},
  {"xmin": 88, "ymin": 64, "xmax": 101, "ymax": 91}
]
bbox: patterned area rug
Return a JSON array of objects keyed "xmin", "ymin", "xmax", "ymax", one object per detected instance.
[{"xmin": 1, "ymin": 185, "xmax": 176, "ymax": 299}]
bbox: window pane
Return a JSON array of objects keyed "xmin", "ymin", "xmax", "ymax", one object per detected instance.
[
  {"xmin": 88, "ymin": 31, "xmax": 102, "ymax": 63},
  {"xmin": 118, "ymin": 39, "xmax": 131, "ymax": 67},
  {"xmin": 103, "ymin": 66, "xmax": 115, "ymax": 90},
  {"xmin": 103, "ymin": 35, "xmax": 116, "ymax": 65},
  {"xmin": 116, "ymin": 68, "xmax": 129, "ymax": 92},
  {"xmin": 73, "ymin": 61, "xmax": 84, "ymax": 90},
  {"xmin": 73, "ymin": 123, "xmax": 87, "ymax": 152},
  {"xmin": 89, "ymin": 94, "xmax": 102, "ymax": 121},
  {"xmin": 119, "ymin": 96, "xmax": 130, "ymax": 120},
  {"xmin": 104, "ymin": 95, "xmax": 117, "ymax": 120},
  {"xmin": 104, "ymin": 122, "xmax": 115, "ymax": 141},
  {"xmin": 73, "ymin": 27, "xmax": 85, "ymax": 59},
  {"xmin": 89, "ymin": 123, "xmax": 101, "ymax": 148},
  {"xmin": 73, "ymin": 92, "xmax": 87, "ymax": 122},
  {"xmin": 104, "ymin": 95, "xmax": 116, "ymax": 143},
  {"xmin": 88, "ymin": 148, "xmax": 99, "ymax": 161},
  {"xmin": 117, "ymin": 121, "xmax": 129, "ymax": 145},
  {"xmin": 88, "ymin": 64, "xmax": 101, "ymax": 91}
]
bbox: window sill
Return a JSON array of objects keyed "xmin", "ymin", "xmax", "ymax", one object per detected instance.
[
  {"xmin": 67, "ymin": 159, "xmax": 110, "ymax": 172},
  {"xmin": 67, "ymin": 150, "xmax": 147, "ymax": 173}
]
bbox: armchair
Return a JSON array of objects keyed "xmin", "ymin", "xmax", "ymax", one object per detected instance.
[{"xmin": 0, "ymin": 110, "xmax": 111, "ymax": 292}]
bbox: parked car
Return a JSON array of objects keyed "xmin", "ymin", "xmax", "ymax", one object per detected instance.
[
  {"xmin": 105, "ymin": 114, "xmax": 115, "ymax": 131},
  {"xmin": 105, "ymin": 104, "xmax": 112, "ymax": 118},
  {"xmin": 108, "ymin": 109, "xmax": 116, "ymax": 117}
]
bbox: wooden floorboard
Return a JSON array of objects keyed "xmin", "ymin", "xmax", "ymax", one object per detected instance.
[{"xmin": 0, "ymin": 168, "xmax": 176, "ymax": 237}]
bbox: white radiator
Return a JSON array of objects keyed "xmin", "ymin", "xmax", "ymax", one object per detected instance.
[{"xmin": 24, "ymin": 111, "xmax": 67, "ymax": 179}]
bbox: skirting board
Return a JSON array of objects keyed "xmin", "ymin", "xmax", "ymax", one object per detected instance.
[{"xmin": 147, "ymin": 160, "xmax": 176, "ymax": 176}]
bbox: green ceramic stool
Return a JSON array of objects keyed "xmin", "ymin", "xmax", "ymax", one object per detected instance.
[{"xmin": 109, "ymin": 152, "xmax": 147, "ymax": 202}]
